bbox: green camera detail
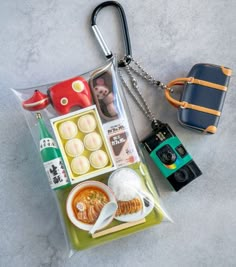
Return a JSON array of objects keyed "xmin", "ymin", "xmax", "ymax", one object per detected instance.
[
  {"xmin": 150, "ymin": 136, "xmax": 192, "ymax": 178},
  {"xmin": 142, "ymin": 123, "xmax": 202, "ymax": 191}
]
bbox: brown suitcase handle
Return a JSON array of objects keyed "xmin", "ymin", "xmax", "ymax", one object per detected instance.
[
  {"xmin": 164, "ymin": 77, "xmax": 223, "ymax": 116},
  {"xmin": 165, "ymin": 77, "xmax": 191, "ymax": 108}
]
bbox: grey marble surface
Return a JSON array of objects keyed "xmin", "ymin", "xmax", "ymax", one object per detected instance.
[{"xmin": 1, "ymin": 0, "xmax": 236, "ymax": 266}]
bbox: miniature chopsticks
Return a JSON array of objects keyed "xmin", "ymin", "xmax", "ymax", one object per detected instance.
[{"xmin": 92, "ymin": 218, "xmax": 146, "ymax": 238}]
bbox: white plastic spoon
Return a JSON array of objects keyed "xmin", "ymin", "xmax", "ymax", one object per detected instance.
[{"xmin": 89, "ymin": 201, "xmax": 118, "ymax": 235}]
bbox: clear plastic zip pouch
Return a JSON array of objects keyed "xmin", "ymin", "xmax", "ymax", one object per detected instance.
[{"xmin": 12, "ymin": 57, "xmax": 171, "ymax": 255}]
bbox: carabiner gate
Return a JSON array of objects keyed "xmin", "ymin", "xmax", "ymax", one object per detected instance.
[{"xmin": 91, "ymin": 1, "xmax": 132, "ymax": 67}]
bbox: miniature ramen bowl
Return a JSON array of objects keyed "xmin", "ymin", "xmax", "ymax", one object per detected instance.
[{"xmin": 66, "ymin": 181, "xmax": 117, "ymax": 231}]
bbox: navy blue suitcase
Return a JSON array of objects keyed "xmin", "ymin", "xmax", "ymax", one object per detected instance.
[{"xmin": 165, "ymin": 63, "xmax": 232, "ymax": 134}]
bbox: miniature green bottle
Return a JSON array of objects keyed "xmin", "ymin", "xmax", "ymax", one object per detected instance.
[{"xmin": 36, "ymin": 113, "xmax": 70, "ymax": 190}]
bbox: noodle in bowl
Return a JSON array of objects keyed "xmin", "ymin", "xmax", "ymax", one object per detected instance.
[{"xmin": 66, "ymin": 181, "xmax": 117, "ymax": 231}]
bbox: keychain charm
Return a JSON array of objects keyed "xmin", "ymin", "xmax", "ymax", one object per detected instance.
[
  {"xmin": 165, "ymin": 63, "xmax": 232, "ymax": 134},
  {"xmin": 142, "ymin": 122, "xmax": 202, "ymax": 191},
  {"xmin": 90, "ymin": 1, "xmax": 202, "ymax": 191},
  {"xmin": 118, "ymin": 57, "xmax": 202, "ymax": 191}
]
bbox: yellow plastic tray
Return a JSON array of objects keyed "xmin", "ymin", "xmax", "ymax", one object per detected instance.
[
  {"xmin": 56, "ymin": 162, "xmax": 165, "ymax": 251},
  {"xmin": 51, "ymin": 106, "xmax": 115, "ymax": 184}
]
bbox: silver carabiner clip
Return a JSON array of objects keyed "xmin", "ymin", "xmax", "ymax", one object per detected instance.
[{"xmin": 91, "ymin": 1, "xmax": 132, "ymax": 67}]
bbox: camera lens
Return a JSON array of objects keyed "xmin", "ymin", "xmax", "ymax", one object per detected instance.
[
  {"xmin": 174, "ymin": 169, "xmax": 189, "ymax": 182},
  {"xmin": 160, "ymin": 150, "xmax": 177, "ymax": 165},
  {"xmin": 156, "ymin": 145, "xmax": 177, "ymax": 165},
  {"xmin": 167, "ymin": 161, "xmax": 202, "ymax": 191}
]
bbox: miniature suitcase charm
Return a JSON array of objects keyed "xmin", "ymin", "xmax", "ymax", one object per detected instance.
[{"xmin": 165, "ymin": 63, "xmax": 232, "ymax": 134}]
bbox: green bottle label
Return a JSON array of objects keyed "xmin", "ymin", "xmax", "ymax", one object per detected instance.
[
  {"xmin": 37, "ymin": 114, "xmax": 70, "ymax": 190},
  {"xmin": 44, "ymin": 157, "xmax": 69, "ymax": 189},
  {"xmin": 40, "ymin": 138, "xmax": 57, "ymax": 151}
]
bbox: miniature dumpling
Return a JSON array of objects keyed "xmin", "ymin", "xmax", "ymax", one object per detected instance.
[
  {"xmin": 71, "ymin": 156, "xmax": 90, "ymax": 175},
  {"xmin": 89, "ymin": 150, "xmax": 108, "ymax": 169},
  {"xmin": 77, "ymin": 114, "xmax": 97, "ymax": 133},
  {"xmin": 59, "ymin": 121, "xmax": 78, "ymax": 139},
  {"xmin": 83, "ymin": 132, "xmax": 102, "ymax": 151},
  {"xmin": 65, "ymin": 138, "xmax": 84, "ymax": 157}
]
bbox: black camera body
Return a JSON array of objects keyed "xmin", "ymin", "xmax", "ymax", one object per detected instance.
[{"xmin": 142, "ymin": 123, "xmax": 202, "ymax": 191}]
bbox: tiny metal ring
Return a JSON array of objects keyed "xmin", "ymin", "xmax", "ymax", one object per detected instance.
[
  {"xmin": 118, "ymin": 55, "xmax": 132, "ymax": 67},
  {"xmin": 187, "ymin": 77, "xmax": 194, "ymax": 84},
  {"xmin": 167, "ymin": 86, "xmax": 173, "ymax": 93},
  {"xmin": 180, "ymin": 102, "xmax": 188, "ymax": 108}
]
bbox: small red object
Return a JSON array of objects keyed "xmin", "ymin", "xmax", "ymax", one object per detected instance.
[
  {"xmin": 48, "ymin": 76, "xmax": 92, "ymax": 114},
  {"xmin": 22, "ymin": 77, "xmax": 92, "ymax": 114},
  {"xmin": 22, "ymin": 90, "xmax": 49, "ymax": 111}
]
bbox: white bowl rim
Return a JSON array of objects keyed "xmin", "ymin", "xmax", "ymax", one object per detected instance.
[{"xmin": 66, "ymin": 180, "xmax": 117, "ymax": 231}]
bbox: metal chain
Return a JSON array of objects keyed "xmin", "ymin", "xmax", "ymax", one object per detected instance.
[
  {"xmin": 128, "ymin": 57, "xmax": 167, "ymax": 90},
  {"xmin": 118, "ymin": 67, "xmax": 155, "ymax": 122},
  {"xmin": 118, "ymin": 57, "xmax": 165, "ymax": 128}
]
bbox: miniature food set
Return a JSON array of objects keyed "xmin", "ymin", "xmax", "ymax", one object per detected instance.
[
  {"xmin": 51, "ymin": 106, "xmax": 115, "ymax": 183},
  {"xmin": 66, "ymin": 181, "xmax": 117, "ymax": 232},
  {"xmin": 14, "ymin": 59, "xmax": 169, "ymax": 253}
]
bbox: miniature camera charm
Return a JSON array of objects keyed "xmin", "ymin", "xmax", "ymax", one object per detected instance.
[{"xmin": 142, "ymin": 123, "xmax": 202, "ymax": 191}]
